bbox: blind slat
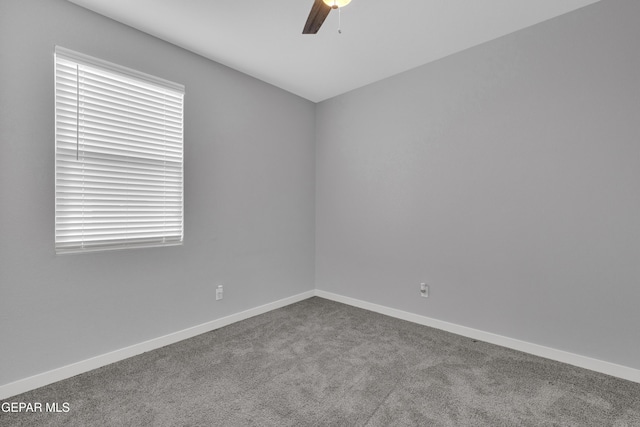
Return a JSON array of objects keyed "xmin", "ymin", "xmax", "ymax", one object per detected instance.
[{"xmin": 55, "ymin": 47, "xmax": 184, "ymax": 254}]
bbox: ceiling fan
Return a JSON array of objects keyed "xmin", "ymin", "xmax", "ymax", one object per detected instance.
[{"xmin": 302, "ymin": 0, "xmax": 352, "ymax": 34}]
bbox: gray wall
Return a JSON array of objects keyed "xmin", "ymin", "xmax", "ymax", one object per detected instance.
[
  {"xmin": 316, "ymin": 0, "xmax": 640, "ymax": 369},
  {"xmin": 0, "ymin": 0, "xmax": 316, "ymax": 385},
  {"xmin": 2, "ymin": 0, "xmax": 638, "ymax": 388}
]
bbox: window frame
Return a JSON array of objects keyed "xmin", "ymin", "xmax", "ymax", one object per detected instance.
[{"xmin": 54, "ymin": 46, "xmax": 185, "ymax": 254}]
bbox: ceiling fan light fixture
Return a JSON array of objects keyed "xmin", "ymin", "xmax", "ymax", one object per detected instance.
[{"xmin": 322, "ymin": 0, "xmax": 351, "ymax": 9}]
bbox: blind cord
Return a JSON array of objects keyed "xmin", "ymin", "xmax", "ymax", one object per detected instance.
[{"xmin": 76, "ymin": 64, "xmax": 79, "ymax": 161}]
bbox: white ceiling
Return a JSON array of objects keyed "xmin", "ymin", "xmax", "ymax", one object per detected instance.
[{"xmin": 67, "ymin": 0, "xmax": 600, "ymax": 103}]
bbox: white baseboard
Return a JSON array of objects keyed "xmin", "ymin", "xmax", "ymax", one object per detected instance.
[
  {"xmin": 3, "ymin": 288, "xmax": 638, "ymax": 400},
  {"xmin": 314, "ymin": 289, "xmax": 640, "ymax": 384},
  {"xmin": 0, "ymin": 290, "xmax": 315, "ymax": 400}
]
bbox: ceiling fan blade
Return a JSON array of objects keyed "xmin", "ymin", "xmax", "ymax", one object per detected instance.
[{"xmin": 302, "ymin": 0, "xmax": 331, "ymax": 34}]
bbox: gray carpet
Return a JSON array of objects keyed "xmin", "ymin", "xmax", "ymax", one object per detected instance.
[{"xmin": 1, "ymin": 297, "xmax": 639, "ymax": 426}]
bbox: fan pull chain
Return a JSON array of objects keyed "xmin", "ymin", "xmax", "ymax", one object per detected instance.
[{"xmin": 338, "ymin": 5, "xmax": 342, "ymax": 34}]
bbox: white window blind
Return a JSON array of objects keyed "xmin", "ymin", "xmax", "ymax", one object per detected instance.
[{"xmin": 54, "ymin": 47, "xmax": 184, "ymax": 254}]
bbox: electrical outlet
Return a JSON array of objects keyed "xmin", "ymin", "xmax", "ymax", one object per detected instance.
[
  {"xmin": 216, "ymin": 285, "xmax": 223, "ymax": 301},
  {"xmin": 420, "ymin": 282, "xmax": 429, "ymax": 298}
]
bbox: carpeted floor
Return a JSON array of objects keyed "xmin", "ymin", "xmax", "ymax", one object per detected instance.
[{"xmin": 2, "ymin": 297, "xmax": 639, "ymax": 426}]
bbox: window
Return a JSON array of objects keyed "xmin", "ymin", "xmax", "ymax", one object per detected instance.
[{"xmin": 54, "ymin": 47, "xmax": 184, "ymax": 254}]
